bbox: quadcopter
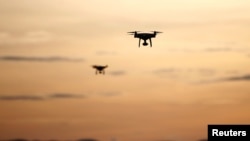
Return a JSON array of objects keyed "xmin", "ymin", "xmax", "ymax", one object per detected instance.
[
  {"xmin": 92, "ymin": 65, "xmax": 108, "ymax": 75},
  {"xmin": 128, "ymin": 31, "xmax": 162, "ymax": 47}
]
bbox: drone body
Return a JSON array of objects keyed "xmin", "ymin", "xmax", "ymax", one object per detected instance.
[
  {"xmin": 128, "ymin": 31, "xmax": 162, "ymax": 47},
  {"xmin": 92, "ymin": 65, "xmax": 108, "ymax": 75}
]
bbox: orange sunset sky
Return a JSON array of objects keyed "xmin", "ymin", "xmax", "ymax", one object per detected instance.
[{"xmin": 0, "ymin": 0, "xmax": 250, "ymax": 141}]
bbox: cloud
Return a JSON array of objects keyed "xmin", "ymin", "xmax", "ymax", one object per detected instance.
[
  {"xmin": 0, "ymin": 31, "xmax": 53, "ymax": 45},
  {"xmin": 197, "ymin": 139, "xmax": 207, "ymax": 141},
  {"xmin": 2, "ymin": 139, "xmax": 29, "ymax": 141},
  {"xmin": 153, "ymin": 68, "xmax": 179, "ymax": 74},
  {"xmin": 0, "ymin": 139, "xmax": 99, "ymax": 141},
  {"xmin": 198, "ymin": 68, "xmax": 216, "ymax": 76},
  {"xmin": 49, "ymin": 93, "xmax": 85, "ymax": 99},
  {"xmin": 77, "ymin": 139, "xmax": 98, "ymax": 141},
  {"xmin": 0, "ymin": 56, "xmax": 83, "ymax": 62},
  {"xmin": 94, "ymin": 91, "xmax": 124, "ymax": 97},
  {"xmin": 155, "ymin": 140, "xmax": 175, "ymax": 141},
  {"xmin": 152, "ymin": 68, "xmax": 180, "ymax": 78},
  {"xmin": 166, "ymin": 41, "xmax": 250, "ymax": 53},
  {"xmin": 0, "ymin": 93, "xmax": 85, "ymax": 101},
  {"xmin": 203, "ymin": 47, "xmax": 250, "ymax": 53},
  {"xmin": 109, "ymin": 70, "xmax": 126, "ymax": 76},
  {"xmin": 221, "ymin": 74, "xmax": 250, "ymax": 81},
  {"xmin": 0, "ymin": 95, "xmax": 44, "ymax": 101},
  {"xmin": 167, "ymin": 46, "xmax": 250, "ymax": 53},
  {"xmin": 197, "ymin": 74, "xmax": 250, "ymax": 84},
  {"xmin": 99, "ymin": 91, "xmax": 123, "ymax": 97},
  {"xmin": 96, "ymin": 50, "xmax": 117, "ymax": 56},
  {"xmin": 153, "ymin": 68, "xmax": 221, "ymax": 84},
  {"xmin": 153, "ymin": 68, "xmax": 217, "ymax": 76},
  {"xmin": 204, "ymin": 47, "xmax": 232, "ymax": 52}
]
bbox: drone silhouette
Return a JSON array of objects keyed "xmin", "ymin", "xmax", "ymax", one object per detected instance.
[
  {"xmin": 128, "ymin": 31, "xmax": 162, "ymax": 47},
  {"xmin": 92, "ymin": 65, "xmax": 108, "ymax": 75}
]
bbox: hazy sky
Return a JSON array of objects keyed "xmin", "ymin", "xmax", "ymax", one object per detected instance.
[{"xmin": 0, "ymin": 1, "xmax": 250, "ymax": 141}]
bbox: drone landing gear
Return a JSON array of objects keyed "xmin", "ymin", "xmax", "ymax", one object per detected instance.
[
  {"xmin": 138, "ymin": 39, "xmax": 152, "ymax": 47},
  {"xmin": 149, "ymin": 38, "xmax": 152, "ymax": 47}
]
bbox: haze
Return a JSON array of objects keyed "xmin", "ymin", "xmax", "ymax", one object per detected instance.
[{"xmin": 0, "ymin": 1, "xmax": 250, "ymax": 141}]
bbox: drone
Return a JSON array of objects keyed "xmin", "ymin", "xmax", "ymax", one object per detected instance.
[
  {"xmin": 92, "ymin": 65, "xmax": 108, "ymax": 75},
  {"xmin": 128, "ymin": 31, "xmax": 162, "ymax": 47}
]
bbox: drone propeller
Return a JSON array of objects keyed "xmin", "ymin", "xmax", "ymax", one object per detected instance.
[
  {"xmin": 127, "ymin": 31, "xmax": 140, "ymax": 34},
  {"xmin": 151, "ymin": 31, "xmax": 163, "ymax": 33}
]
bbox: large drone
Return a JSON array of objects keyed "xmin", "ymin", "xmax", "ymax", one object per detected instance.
[{"xmin": 128, "ymin": 31, "xmax": 162, "ymax": 47}]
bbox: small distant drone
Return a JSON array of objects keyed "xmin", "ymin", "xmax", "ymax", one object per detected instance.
[
  {"xmin": 128, "ymin": 31, "xmax": 162, "ymax": 47},
  {"xmin": 92, "ymin": 65, "xmax": 108, "ymax": 75}
]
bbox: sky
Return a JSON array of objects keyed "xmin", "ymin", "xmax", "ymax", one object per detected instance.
[{"xmin": 0, "ymin": 0, "xmax": 250, "ymax": 141}]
